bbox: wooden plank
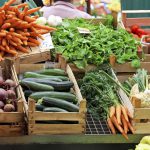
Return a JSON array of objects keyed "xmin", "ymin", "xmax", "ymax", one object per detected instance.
[
  {"xmin": 135, "ymin": 123, "xmax": 150, "ymax": 134},
  {"xmin": 34, "ymin": 112, "xmax": 84, "ymax": 121},
  {"xmin": 0, "ymin": 125, "xmax": 24, "ymax": 136},
  {"xmin": 126, "ymin": 18, "xmax": 150, "ymax": 27},
  {"xmin": 0, "ymin": 113, "xmax": 23, "ymax": 122},
  {"xmin": 113, "ymin": 62, "xmax": 150, "ymax": 73},
  {"xmin": 30, "ymin": 124, "xmax": 84, "ymax": 135},
  {"xmin": 134, "ymin": 108, "xmax": 150, "ymax": 119},
  {"xmin": 117, "ymin": 74, "xmax": 132, "ymax": 83},
  {"xmin": 67, "ymin": 65, "xmax": 83, "ymax": 102}
]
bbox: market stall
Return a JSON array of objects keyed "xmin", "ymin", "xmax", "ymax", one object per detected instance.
[{"xmin": 0, "ymin": 0, "xmax": 150, "ymax": 150}]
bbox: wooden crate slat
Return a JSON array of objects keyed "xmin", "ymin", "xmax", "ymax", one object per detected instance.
[
  {"xmin": 33, "ymin": 112, "xmax": 84, "ymax": 121},
  {"xmin": 29, "ymin": 124, "xmax": 84, "ymax": 134},
  {"xmin": 0, "ymin": 125, "xmax": 24, "ymax": 136},
  {"xmin": 135, "ymin": 123, "xmax": 150, "ymax": 134},
  {"xmin": 0, "ymin": 113, "xmax": 24, "ymax": 123},
  {"xmin": 126, "ymin": 18, "xmax": 150, "ymax": 27},
  {"xmin": 134, "ymin": 108, "xmax": 150, "ymax": 119},
  {"xmin": 117, "ymin": 75, "xmax": 132, "ymax": 83}
]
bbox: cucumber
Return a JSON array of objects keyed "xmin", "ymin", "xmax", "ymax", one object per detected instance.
[
  {"xmin": 43, "ymin": 107, "xmax": 68, "ymax": 112},
  {"xmin": 23, "ymin": 78, "xmax": 74, "ymax": 91},
  {"xmin": 20, "ymin": 80, "xmax": 54, "ymax": 91},
  {"xmin": 30, "ymin": 91, "xmax": 77, "ymax": 103},
  {"xmin": 40, "ymin": 97, "xmax": 79, "ymax": 112},
  {"xmin": 24, "ymin": 72, "xmax": 68, "ymax": 81},
  {"xmin": 35, "ymin": 104, "xmax": 46, "ymax": 111},
  {"xmin": 37, "ymin": 69, "xmax": 67, "ymax": 76},
  {"xmin": 24, "ymin": 90, "xmax": 33, "ymax": 100}
]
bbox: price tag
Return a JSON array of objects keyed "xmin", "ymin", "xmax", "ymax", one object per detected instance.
[
  {"xmin": 38, "ymin": 33, "xmax": 54, "ymax": 50},
  {"xmin": 77, "ymin": 27, "xmax": 91, "ymax": 34}
]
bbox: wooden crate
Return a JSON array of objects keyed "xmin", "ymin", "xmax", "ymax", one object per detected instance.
[
  {"xmin": 17, "ymin": 63, "xmax": 87, "ymax": 135},
  {"xmin": 0, "ymin": 60, "xmax": 27, "ymax": 136}
]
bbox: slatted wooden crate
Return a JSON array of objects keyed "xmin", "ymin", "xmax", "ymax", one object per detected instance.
[
  {"xmin": 0, "ymin": 60, "xmax": 27, "ymax": 136},
  {"xmin": 16, "ymin": 62, "xmax": 87, "ymax": 135}
]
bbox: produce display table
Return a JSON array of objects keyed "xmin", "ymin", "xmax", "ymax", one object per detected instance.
[{"xmin": 0, "ymin": 134, "xmax": 146, "ymax": 144}]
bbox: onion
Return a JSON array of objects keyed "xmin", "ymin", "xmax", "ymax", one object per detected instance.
[
  {"xmin": 0, "ymin": 101, "xmax": 4, "ymax": 109},
  {"xmin": 4, "ymin": 104, "xmax": 15, "ymax": 112},
  {"xmin": 6, "ymin": 90, "xmax": 16, "ymax": 99},
  {"xmin": 0, "ymin": 88, "xmax": 7, "ymax": 101},
  {"xmin": 4, "ymin": 79, "xmax": 16, "ymax": 88}
]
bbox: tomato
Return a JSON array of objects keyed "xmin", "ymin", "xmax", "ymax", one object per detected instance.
[
  {"xmin": 137, "ymin": 28, "xmax": 148, "ymax": 36},
  {"xmin": 131, "ymin": 25, "xmax": 140, "ymax": 33}
]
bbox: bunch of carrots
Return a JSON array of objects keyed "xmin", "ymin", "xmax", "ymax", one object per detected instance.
[
  {"xmin": 0, "ymin": 0, "xmax": 56, "ymax": 60},
  {"xmin": 107, "ymin": 104, "xmax": 135, "ymax": 140}
]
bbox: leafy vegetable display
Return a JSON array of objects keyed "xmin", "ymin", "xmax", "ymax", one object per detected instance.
[
  {"xmin": 52, "ymin": 18, "xmax": 140, "ymax": 69},
  {"xmin": 80, "ymin": 66, "xmax": 134, "ymax": 139}
]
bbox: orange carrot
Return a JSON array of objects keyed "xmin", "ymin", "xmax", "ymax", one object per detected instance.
[
  {"xmin": 24, "ymin": 16, "xmax": 36, "ymax": 23},
  {"xmin": 28, "ymin": 37, "xmax": 40, "ymax": 45},
  {"xmin": 9, "ymin": 40, "xmax": 17, "ymax": 47},
  {"xmin": 32, "ymin": 15, "xmax": 39, "ymax": 19},
  {"xmin": 12, "ymin": 36, "xmax": 23, "ymax": 45},
  {"xmin": 116, "ymin": 104, "xmax": 122, "ymax": 125},
  {"xmin": 107, "ymin": 117, "xmax": 116, "ymax": 134},
  {"xmin": 127, "ymin": 121, "xmax": 135, "ymax": 134},
  {"xmin": 9, "ymin": 28, "xmax": 15, "ymax": 32},
  {"xmin": 27, "ymin": 42, "xmax": 39, "ymax": 47},
  {"xmin": 121, "ymin": 114, "xmax": 128, "ymax": 134},
  {"xmin": 0, "ymin": 51, "xmax": 4, "ymax": 61},
  {"xmin": 2, "ymin": 39, "xmax": 7, "ymax": 46},
  {"xmin": 25, "ymin": 7, "xmax": 41, "ymax": 16},
  {"xmin": 121, "ymin": 105, "xmax": 129, "ymax": 122},
  {"xmin": 23, "ymin": 40, "xmax": 27, "ymax": 45},
  {"xmin": 17, "ymin": 3, "xmax": 28, "ymax": 9},
  {"xmin": 111, "ymin": 116, "xmax": 129, "ymax": 140},
  {"xmin": 1, "ymin": 23, "xmax": 11, "ymax": 29},
  {"xmin": 16, "ymin": 45, "xmax": 29, "ymax": 53},
  {"xmin": 109, "ymin": 106, "xmax": 115, "ymax": 118},
  {"xmin": 32, "ymin": 23, "xmax": 56, "ymax": 31},
  {"xmin": 0, "ymin": 32, "xmax": 6, "ymax": 37},
  {"xmin": 38, "ymin": 29, "xmax": 50, "ymax": 35}
]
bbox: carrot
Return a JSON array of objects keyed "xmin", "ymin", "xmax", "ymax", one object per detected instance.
[
  {"xmin": 111, "ymin": 116, "xmax": 129, "ymax": 140},
  {"xmin": 12, "ymin": 36, "xmax": 23, "ymax": 45},
  {"xmin": 5, "ymin": 49, "xmax": 18, "ymax": 56},
  {"xmin": 23, "ymin": 40, "xmax": 27, "ymax": 45},
  {"xmin": 25, "ymin": 7, "xmax": 41, "ymax": 16},
  {"xmin": 32, "ymin": 15, "xmax": 39, "ymax": 19},
  {"xmin": 38, "ymin": 29, "xmax": 50, "ymax": 35},
  {"xmin": 30, "ymin": 27, "xmax": 44, "ymax": 40},
  {"xmin": 22, "ymin": 6, "xmax": 29, "ymax": 15},
  {"xmin": 0, "ymin": 46, "xmax": 5, "ymax": 51},
  {"xmin": 127, "ymin": 121, "xmax": 135, "ymax": 134},
  {"xmin": 121, "ymin": 105, "xmax": 129, "ymax": 122},
  {"xmin": 28, "ymin": 37, "xmax": 40, "ymax": 45},
  {"xmin": 27, "ymin": 42, "xmax": 39, "ymax": 47},
  {"xmin": 0, "ymin": 52, "xmax": 4, "ymax": 61},
  {"xmin": 109, "ymin": 106, "xmax": 115, "ymax": 118},
  {"xmin": 24, "ymin": 16, "xmax": 36, "ymax": 23},
  {"xmin": 11, "ymin": 32, "xmax": 28, "ymax": 40},
  {"xmin": 9, "ymin": 40, "xmax": 17, "ymax": 47},
  {"xmin": 116, "ymin": 104, "xmax": 122, "ymax": 125},
  {"xmin": 6, "ymin": 11, "xmax": 16, "ymax": 15},
  {"xmin": 2, "ymin": 0, "xmax": 16, "ymax": 10},
  {"xmin": 32, "ymin": 23, "xmax": 56, "ymax": 31},
  {"xmin": 2, "ymin": 39, "xmax": 7, "ymax": 47},
  {"xmin": 107, "ymin": 117, "xmax": 116, "ymax": 134},
  {"xmin": 5, "ymin": 18, "xmax": 19, "ymax": 24},
  {"xmin": 16, "ymin": 45, "xmax": 29, "ymax": 53},
  {"xmin": 1, "ymin": 23, "xmax": 11, "ymax": 29},
  {"xmin": 9, "ymin": 28, "xmax": 15, "ymax": 32},
  {"xmin": 6, "ymin": 14, "xmax": 14, "ymax": 19},
  {"xmin": 16, "ymin": 30, "xmax": 30, "ymax": 36},
  {"xmin": 17, "ymin": 3, "xmax": 28, "ymax": 9},
  {"xmin": 121, "ymin": 114, "xmax": 128, "ymax": 134},
  {"xmin": 6, "ymin": 34, "xmax": 12, "ymax": 40}
]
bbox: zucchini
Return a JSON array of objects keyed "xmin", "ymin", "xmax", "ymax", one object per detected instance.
[
  {"xmin": 30, "ymin": 91, "xmax": 77, "ymax": 103},
  {"xmin": 23, "ymin": 78, "xmax": 74, "ymax": 91},
  {"xmin": 39, "ymin": 97, "xmax": 79, "ymax": 112},
  {"xmin": 20, "ymin": 80, "xmax": 54, "ymax": 91},
  {"xmin": 43, "ymin": 107, "xmax": 68, "ymax": 112},
  {"xmin": 35, "ymin": 104, "xmax": 46, "ymax": 111},
  {"xmin": 24, "ymin": 72, "xmax": 68, "ymax": 81},
  {"xmin": 24, "ymin": 90, "xmax": 33, "ymax": 100},
  {"xmin": 37, "ymin": 69, "xmax": 67, "ymax": 76}
]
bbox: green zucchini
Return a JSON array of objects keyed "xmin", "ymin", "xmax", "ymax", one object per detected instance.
[
  {"xmin": 23, "ymin": 78, "xmax": 74, "ymax": 91},
  {"xmin": 43, "ymin": 107, "xmax": 68, "ymax": 112},
  {"xmin": 20, "ymin": 80, "xmax": 54, "ymax": 91},
  {"xmin": 24, "ymin": 90, "xmax": 33, "ymax": 100},
  {"xmin": 37, "ymin": 69, "xmax": 67, "ymax": 76},
  {"xmin": 35, "ymin": 104, "xmax": 46, "ymax": 111},
  {"xmin": 24, "ymin": 72, "xmax": 68, "ymax": 81},
  {"xmin": 39, "ymin": 97, "xmax": 79, "ymax": 112},
  {"xmin": 30, "ymin": 91, "xmax": 77, "ymax": 103}
]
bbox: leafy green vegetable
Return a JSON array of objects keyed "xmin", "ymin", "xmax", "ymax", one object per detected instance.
[
  {"xmin": 131, "ymin": 59, "xmax": 141, "ymax": 68},
  {"xmin": 52, "ymin": 18, "xmax": 140, "ymax": 69}
]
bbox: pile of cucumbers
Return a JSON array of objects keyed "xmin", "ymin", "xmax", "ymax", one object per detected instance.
[{"xmin": 20, "ymin": 68, "xmax": 79, "ymax": 112}]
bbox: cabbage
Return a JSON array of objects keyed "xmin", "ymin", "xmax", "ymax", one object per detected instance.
[
  {"xmin": 135, "ymin": 143, "xmax": 150, "ymax": 150},
  {"xmin": 140, "ymin": 136, "xmax": 150, "ymax": 145},
  {"xmin": 35, "ymin": 17, "xmax": 47, "ymax": 25},
  {"xmin": 48, "ymin": 15, "xmax": 62, "ymax": 27}
]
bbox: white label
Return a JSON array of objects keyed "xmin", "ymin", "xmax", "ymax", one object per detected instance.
[
  {"xmin": 77, "ymin": 27, "xmax": 91, "ymax": 34},
  {"xmin": 38, "ymin": 33, "xmax": 54, "ymax": 50}
]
